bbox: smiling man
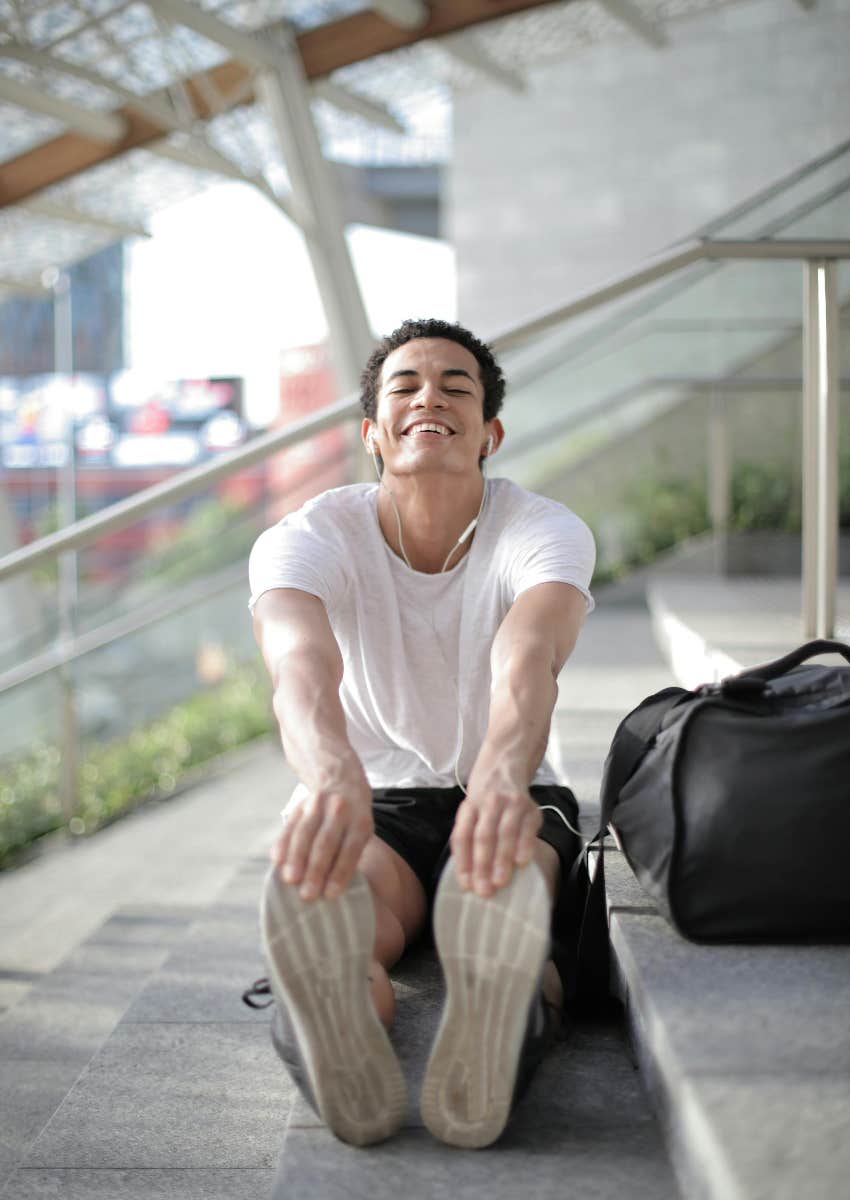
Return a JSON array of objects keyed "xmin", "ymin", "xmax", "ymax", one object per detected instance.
[{"xmin": 244, "ymin": 318, "xmax": 595, "ymax": 1149}]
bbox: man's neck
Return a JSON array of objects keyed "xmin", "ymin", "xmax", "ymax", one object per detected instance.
[{"xmin": 376, "ymin": 471, "xmax": 486, "ymax": 574}]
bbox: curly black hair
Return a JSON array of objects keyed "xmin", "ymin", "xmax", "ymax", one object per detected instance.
[{"xmin": 359, "ymin": 318, "xmax": 506, "ymax": 423}]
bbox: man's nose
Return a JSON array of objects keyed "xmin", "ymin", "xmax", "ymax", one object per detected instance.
[{"xmin": 412, "ymin": 381, "xmax": 447, "ymax": 407}]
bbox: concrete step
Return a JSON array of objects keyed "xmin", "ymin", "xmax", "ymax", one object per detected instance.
[
  {"xmin": 604, "ymin": 848, "xmax": 850, "ymax": 1200},
  {"xmin": 3, "ymin": 847, "xmax": 679, "ymax": 1200},
  {"xmin": 274, "ymin": 945, "xmax": 679, "ymax": 1200},
  {"xmin": 647, "ymin": 574, "xmax": 850, "ymax": 687},
  {"xmin": 1, "ymin": 855, "xmax": 280, "ymax": 1200},
  {"xmin": 599, "ymin": 581, "xmax": 850, "ymax": 1198},
  {"xmin": 0, "ymin": 901, "xmax": 202, "ymax": 1193}
]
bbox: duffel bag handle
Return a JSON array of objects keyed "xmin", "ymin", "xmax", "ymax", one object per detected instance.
[{"xmin": 738, "ymin": 638, "xmax": 850, "ymax": 682}]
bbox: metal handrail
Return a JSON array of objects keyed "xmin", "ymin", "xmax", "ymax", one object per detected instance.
[
  {"xmin": 0, "ymin": 392, "xmax": 359, "ymax": 582},
  {"xmin": 669, "ymin": 136, "xmax": 850, "ymax": 245},
  {"xmin": 489, "ymin": 238, "xmax": 850, "ymax": 352},
  {"xmin": 499, "ymin": 169, "xmax": 850, "ymax": 388},
  {"xmin": 1, "ymin": 237, "xmax": 849, "ymax": 586}
]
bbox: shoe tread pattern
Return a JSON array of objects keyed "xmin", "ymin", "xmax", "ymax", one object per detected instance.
[
  {"xmin": 261, "ymin": 866, "xmax": 407, "ymax": 1146},
  {"xmin": 421, "ymin": 859, "xmax": 550, "ymax": 1148}
]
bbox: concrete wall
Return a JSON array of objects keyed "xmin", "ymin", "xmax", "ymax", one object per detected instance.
[{"xmin": 450, "ymin": 0, "xmax": 850, "ymax": 337}]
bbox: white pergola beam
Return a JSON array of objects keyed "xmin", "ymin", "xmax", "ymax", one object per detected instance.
[
  {"xmin": 441, "ymin": 30, "xmax": 525, "ymax": 93},
  {"xmin": 149, "ymin": 138, "xmax": 302, "ymax": 227},
  {"xmin": 0, "ymin": 72, "xmax": 126, "ymax": 140},
  {"xmin": 313, "ymin": 80, "xmax": 405, "ymax": 134},
  {"xmin": 257, "ymin": 33, "xmax": 375, "ymax": 395},
  {"xmin": 145, "ymin": 0, "xmax": 281, "ymax": 70},
  {"xmin": 597, "ymin": 0, "xmax": 667, "ymax": 49},
  {"xmin": 0, "ymin": 42, "xmax": 186, "ymax": 131},
  {"xmin": 24, "ymin": 198, "xmax": 151, "ymax": 239},
  {"xmin": 370, "ymin": 1, "xmax": 429, "ymax": 31}
]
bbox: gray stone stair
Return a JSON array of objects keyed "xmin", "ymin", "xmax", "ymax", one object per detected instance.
[
  {"xmin": 1, "ymin": 844, "xmax": 679, "ymax": 1199},
  {"xmin": 604, "ymin": 846, "xmax": 850, "ymax": 1200},
  {"xmin": 0, "ymin": 902, "xmax": 203, "ymax": 1194},
  {"xmin": 602, "ymin": 575, "xmax": 850, "ymax": 1200}
]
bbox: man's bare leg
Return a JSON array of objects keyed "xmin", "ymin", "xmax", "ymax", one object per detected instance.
[
  {"xmin": 358, "ymin": 837, "xmax": 428, "ymax": 1028},
  {"xmin": 533, "ymin": 839, "xmax": 565, "ymax": 1016}
]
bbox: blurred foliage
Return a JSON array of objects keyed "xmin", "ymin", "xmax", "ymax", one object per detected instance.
[
  {"xmin": 138, "ymin": 497, "xmax": 261, "ymax": 588},
  {"xmin": 590, "ymin": 455, "xmax": 850, "ymax": 586},
  {"xmin": 0, "ymin": 659, "xmax": 274, "ymax": 869},
  {"xmin": 729, "ymin": 460, "xmax": 801, "ymax": 533},
  {"xmin": 590, "ymin": 473, "xmax": 710, "ymax": 585}
]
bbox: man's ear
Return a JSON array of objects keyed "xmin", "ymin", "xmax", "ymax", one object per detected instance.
[{"xmin": 483, "ymin": 418, "xmax": 505, "ymax": 456}]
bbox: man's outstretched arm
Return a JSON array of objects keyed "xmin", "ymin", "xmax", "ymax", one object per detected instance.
[
  {"xmin": 254, "ymin": 588, "xmax": 373, "ymax": 901},
  {"xmin": 451, "ymin": 581, "xmax": 588, "ymax": 896}
]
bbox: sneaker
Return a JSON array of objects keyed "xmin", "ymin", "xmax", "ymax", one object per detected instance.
[
  {"xmin": 420, "ymin": 858, "xmax": 552, "ymax": 1148},
  {"xmin": 249, "ymin": 865, "xmax": 408, "ymax": 1147}
]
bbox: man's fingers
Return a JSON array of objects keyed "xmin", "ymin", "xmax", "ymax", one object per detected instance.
[
  {"xmin": 514, "ymin": 805, "xmax": 543, "ymax": 865},
  {"xmin": 299, "ymin": 814, "xmax": 346, "ymax": 900},
  {"xmin": 450, "ymin": 802, "xmax": 477, "ymax": 889},
  {"xmin": 280, "ymin": 800, "xmax": 322, "ymax": 886},
  {"xmin": 471, "ymin": 806, "xmax": 500, "ymax": 897},
  {"xmin": 491, "ymin": 802, "xmax": 525, "ymax": 888},
  {"xmin": 323, "ymin": 823, "xmax": 372, "ymax": 900},
  {"xmin": 270, "ymin": 821, "xmax": 292, "ymax": 869}
]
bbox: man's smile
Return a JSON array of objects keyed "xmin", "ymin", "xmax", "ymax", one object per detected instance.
[{"xmin": 403, "ymin": 421, "xmax": 455, "ymax": 438}]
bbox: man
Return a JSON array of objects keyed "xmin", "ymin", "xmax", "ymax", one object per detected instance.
[{"xmin": 244, "ymin": 318, "xmax": 595, "ymax": 1149}]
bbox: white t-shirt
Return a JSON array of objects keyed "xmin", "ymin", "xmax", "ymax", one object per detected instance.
[{"xmin": 248, "ymin": 477, "xmax": 595, "ymax": 809}]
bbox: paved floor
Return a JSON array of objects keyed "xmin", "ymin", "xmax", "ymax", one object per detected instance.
[
  {"xmin": 648, "ymin": 575, "xmax": 850, "ymax": 686},
  {"xmin": 0, "ymin": 601, "xmax": 681, "ymax": 1200}
]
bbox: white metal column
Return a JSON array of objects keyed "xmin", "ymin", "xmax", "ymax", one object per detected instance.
[
  {"xmin": 257, "ymin": 30, "xmax": 375, "ymax": 395},
  {"xmin": 802, "ymin": 260, "xmax": 840, "ymax": 638}
]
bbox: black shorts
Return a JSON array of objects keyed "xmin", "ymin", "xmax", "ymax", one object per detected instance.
[{"xmin": 371, "ymin": 782, "xmax": 582, "ymax": 906}]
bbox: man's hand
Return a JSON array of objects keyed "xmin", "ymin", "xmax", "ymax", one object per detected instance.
[
  {"xmin": 272, "ymin": 769, "xmax": 374, "ymax": 902},
  {"xmin": 450, "ymin": 770, "xmax": 542, "ymax": 897}
]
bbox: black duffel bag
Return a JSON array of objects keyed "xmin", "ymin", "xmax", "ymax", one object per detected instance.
[{"xmin": 597, "ymin": 637, "xmax": 850, "ymax": 942}]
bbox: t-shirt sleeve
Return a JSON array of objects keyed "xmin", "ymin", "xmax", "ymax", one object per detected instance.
[
  {"xmin": 247, "ymin": 513, "xmax": 348, "ymax": 615},
  {"xmin": 505, "ymin": 500, "xmax": 596, "ymax": 613}
]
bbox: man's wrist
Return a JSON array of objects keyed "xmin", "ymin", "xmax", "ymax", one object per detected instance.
[
  {"xmin": 311, "ymin": 751, "xmax": 370, "ymax": 797},
  {"xmin": 467, "ymin": 745, "xmax": 531, "ymax": 793}
]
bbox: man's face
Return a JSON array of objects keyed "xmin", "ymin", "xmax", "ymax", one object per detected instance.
[{"xmin": 362, "ymin": 338, "xmax": 501, "ymax": 478}]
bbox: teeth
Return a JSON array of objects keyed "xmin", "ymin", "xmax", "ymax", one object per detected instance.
[{"xmin": 407, "ymin": 423, "xmax": 451, "ymax": 435}]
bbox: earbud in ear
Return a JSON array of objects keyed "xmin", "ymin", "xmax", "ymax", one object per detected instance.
[
  {"xmin": 367, "ymin": 432, "xmax": 376, "ymax": 452},
  {"xmin": 484, "ymin": 435, "xmax": 494, "ymax": 456}
]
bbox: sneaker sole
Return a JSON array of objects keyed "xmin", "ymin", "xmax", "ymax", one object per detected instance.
[
  {"xmin": 260, "ymin": 866, "xmax": 407, "ymax": 1146},
  {"xmin": 421, "ymin": 859, "xmax": 550, "ymax": 1148}
]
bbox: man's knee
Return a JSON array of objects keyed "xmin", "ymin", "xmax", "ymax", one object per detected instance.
[
  {"xmin": 359, "ymin": 836, "xmax": 427, "ymax": 940},
  {"xmin": 372, "ymin": 899, "xmax": 406, "ymax": 967}
]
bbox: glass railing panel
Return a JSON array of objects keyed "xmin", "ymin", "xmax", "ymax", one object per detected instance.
[
  {"xmin": 769, "ymin": 186, "xmax": 850, "ymax": 240},
  {"xmin": 708, "ymin": 144, "xmax": 850, "ymax": 239},
  {"xmin": 498, "ymin": 259, "xmax": 805, "ymax": 479},
  {"xmin": 0, "ymin": 417, "xmax": 359, "ymax": 842},
  {"xmin": 501, "ymin": 251, "xmax": 847, "ymax": 592}
]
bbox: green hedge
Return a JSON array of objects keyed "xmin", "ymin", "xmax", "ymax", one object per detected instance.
[
  {"xmin": 590, "ymin": 455, "xmax": 850, "ymax": 585},
  {"xmin": 0, "ymin": 660, "xmax": 274, "ymax": 869}
]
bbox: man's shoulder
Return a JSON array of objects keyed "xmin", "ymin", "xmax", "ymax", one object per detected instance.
[
  {"xmin": 297, "ymin": 482, "xmax": 375, "ymax": 515},
  {"xmin": 280, "ymin": 483, "xmax": 375, "ymax": 532}
]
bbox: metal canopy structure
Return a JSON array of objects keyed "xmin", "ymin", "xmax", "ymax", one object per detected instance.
[{"xmin": 0, "ymin": 0, "xmax": 756, "ymax": 300}]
